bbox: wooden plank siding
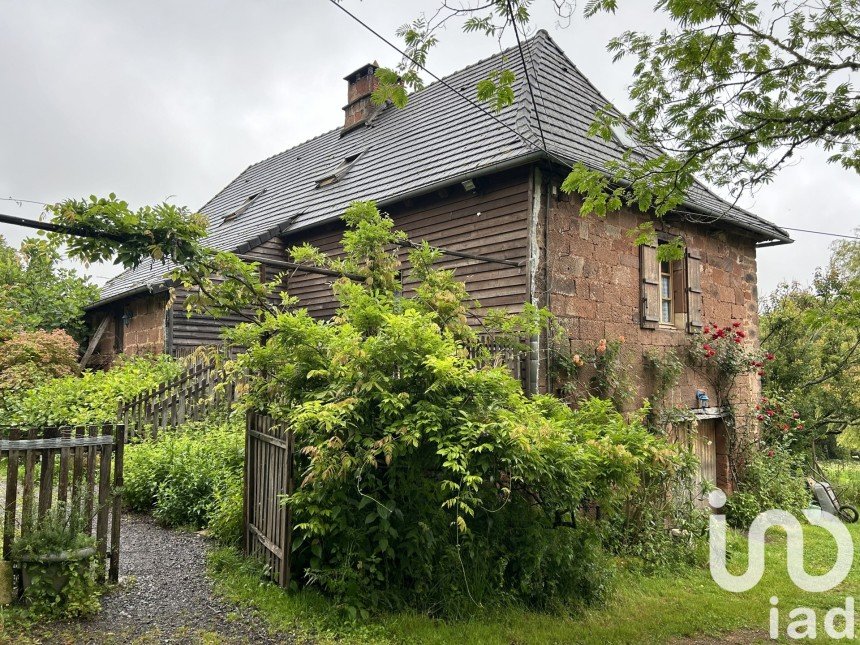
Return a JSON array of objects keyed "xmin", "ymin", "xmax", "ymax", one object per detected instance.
[
  {"xmin": 170, "ymin": 236, "xmax": 290, "ymax": 355},
  {"xmin": 168, "ymin": 167, "xmax": 531, "ymax": 351},
  {"xmin": 279, "ymin": 167, "xmax": 531, "ymax": 322},
  {"xmin": 88, "ymin": 167, "xmax": 532, "ymax": 356}
]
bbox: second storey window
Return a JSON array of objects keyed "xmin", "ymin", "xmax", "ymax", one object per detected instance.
[{"xmin": 640, "ymin": 240, "xmax": 704, "ymax": 332}]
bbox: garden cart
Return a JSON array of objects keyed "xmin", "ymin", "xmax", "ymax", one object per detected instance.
[{"xmin": 808, "ymin": 462, "xmax": 858, "ymax": 524}]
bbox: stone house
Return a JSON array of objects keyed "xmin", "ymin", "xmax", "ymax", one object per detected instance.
[{"xmin": 85, "ymin": 31, "xmax": 791, "ymax": 491}]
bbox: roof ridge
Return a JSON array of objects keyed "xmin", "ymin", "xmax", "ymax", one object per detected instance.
[{"xmin": 229, "ymin": 35, "xmax": 542, "ymax": 184}]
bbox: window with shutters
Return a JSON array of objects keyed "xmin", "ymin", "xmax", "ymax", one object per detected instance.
[{"xmin": 640, "ymin": 240, "xmax": 704, "ymax": 332}]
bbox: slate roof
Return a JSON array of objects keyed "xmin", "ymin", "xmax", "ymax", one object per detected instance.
[{"xmin": 92, "ymin": 30, "xmax": 791, "ymax": 307}]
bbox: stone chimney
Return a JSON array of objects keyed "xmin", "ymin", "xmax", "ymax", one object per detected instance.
[{"xmin": 342, "ymin": 62, "xmax": 380, "ymax": 134}]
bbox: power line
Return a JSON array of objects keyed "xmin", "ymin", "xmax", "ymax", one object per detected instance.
[
  {"xmin": 3, "ymin": 8, "xmax": 854, "ymax": 248},
  {"xmin": 506, "ymin": 0, "xmax": 548, "ymax": 153},
  {"xmin": 326, "ymin": 0, "xmax": 547, "ymax": 156},
  {"xmin": 326, "ymin": 4, "xmax": 860, "ymax": 245},
  {"xmin": 0, "ymin": 196, "xmax": 49, "ymax": 206},
  {"xmin": 779, "ymin": 226, "xmax": 859, "ymax": 241}
]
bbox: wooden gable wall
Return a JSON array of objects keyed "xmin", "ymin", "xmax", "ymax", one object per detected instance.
[{"xmin": 167, "ymin": 165, "xmax": 533, "ymax": 355}]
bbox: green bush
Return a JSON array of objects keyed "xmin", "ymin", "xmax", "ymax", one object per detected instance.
[
  {"xmin": 10, "ymin": 501, "xmax": 100, "ymax": 618},
  {"xmin": 209, "ymin": 475, "xmax": 244, "ymax": 547},
  {"xmin": 123, "ymin": 420, "xmax": 243, "ymax": 538},
  {"xmin": 0, "ymin": 329, "xmax": 79, "ymax": 416},
  {"xmin": 725, "ymin": 444, "xmax": 809, "ymax": 528},
  {"xmin": 10, "ymin": 354, "xmax": 182, "ymax": 426},
  {"xmin": 223, "ymin": 203, "xmax": 697, "ymax": 616}
]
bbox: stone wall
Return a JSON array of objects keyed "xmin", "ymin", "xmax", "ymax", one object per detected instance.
[
  {"xmin": 543, "ymin": 190, "xmax": 761, "ymax": 414},
  {"xmin": 122, "ymin": 293, "xmax": 168, "ymax": 356},
  {"xmin": 88, "ymin": 292, "xmax": 168, "ymax": 367}
]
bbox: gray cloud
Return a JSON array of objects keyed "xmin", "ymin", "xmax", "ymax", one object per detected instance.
[{"xmin": 1, "ymin": 0, "xmax": 856, "ymax": 293}]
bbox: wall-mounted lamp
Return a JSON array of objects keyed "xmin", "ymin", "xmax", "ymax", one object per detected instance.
[
  {"xmin": 461, "ymin": 178, "xmax": 477, "ymax": 193},
  {"xmin": 121, "ymin": 309, "xmax": 135, "ymax": 327},
  {"xmin": 696, "ymin": 388, "xmax": 710, "ymax": 409}
]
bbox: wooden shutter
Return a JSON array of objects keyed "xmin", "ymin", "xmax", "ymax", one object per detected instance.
[
  {"xmin": 686, "ymin": 248, "xmax": 704, "ymax": 332},
  {"xmin": 639, "ymin": 242, "xmax": 660, "ymax": 329}
]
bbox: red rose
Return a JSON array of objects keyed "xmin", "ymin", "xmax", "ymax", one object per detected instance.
[
  {"xmin": 792, "ymin": 412, "xmax": 800, "ymax": 419},
  {"xmin": 732, "ymin": 321, "xmax": 741, "ymax": 328},
  {"xmin": 766, "ymin": 353, "xmax": 775, "ymax": 361},
  {"xmin": 757, "ymin": 414, "xmax": 764, "ymax": 421},
  {"xmin": 768, "ymin": 450, "xmax": 775, "ymax": 458},
  {"xmin": 796, "ymin": 424, "xmax": 804, "ymax": 430},
  {"xmin": 767, "ymin": 410, "xmax": 775, "ymax": 416},
  {"xmin": 703, "ymin": 326, "xmax": 710, "ymax": 334}
]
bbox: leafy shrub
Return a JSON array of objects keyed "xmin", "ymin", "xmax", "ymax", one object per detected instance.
[
  {"xmin": 10, "ymin": 354, "xmax": 182, "ymax": 426},
  {"xmin": 603, "ymin": 425, "xmax": 708, "ymax": 570},
  {"xmin": 725, "ymin": 444, "xmax": 809, "ymax": 528},
  {"xmin": 11, "ymin": 501, "xmax": 100, "ymax": 617},
  {"xmin": 754, "ymin": 394, "xmax": 807, "ymax": 450},
  {"xmin": 123, "ymin": 420, "xmax": 243, "ymax": 535},
  {"xmin": 0, "ymin": 329, "xmax": 79, "ymax": 414},
  {"xmin": 209, "ymin": 475, "xmax": 244, "ymax": 547},
  {"xmin": 226, "ymin": 203, "xmax": 695, "ymax": 616},
  {"xmin": 0, "ymin": 236, "xmax": 99, "ymax": 344}
]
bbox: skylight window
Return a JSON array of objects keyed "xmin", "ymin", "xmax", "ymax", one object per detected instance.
[
  {"xmin": 315, "ymin": 152, "xmax": 362, "ymax": 188},
  {"xmin": 223, "ymin": 189, "xmax": 266, "ymax": 224},
  {"xmin": 610, "ymin": 122, "xmax": 637, "ymax": 150}
]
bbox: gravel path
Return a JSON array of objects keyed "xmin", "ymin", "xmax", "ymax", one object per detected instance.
[{"xmin": 22, "ymin": 514, "xmax": 295, "ymax": 644}]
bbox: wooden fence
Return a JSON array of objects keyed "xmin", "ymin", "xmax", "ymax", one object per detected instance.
[
  {"xmin": 471, "ymin": 333, "xmax": 529, "ymax": 386},
  {"xmin": 244, "ymin": 411, "xmax": 293, "ymax": 588},
  {"xmin": 119, "ymin": 359, "xmax": 237, "ymax": 440},
  {"xmin": 0, "ymin": 425, "xmax": 124, "ymax": 583}
]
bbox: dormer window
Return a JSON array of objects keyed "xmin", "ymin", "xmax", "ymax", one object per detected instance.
[
  {"xmin": 223, "ymin": 189, "xmax": 266, "ymax": 223},
  {"xmin": 315, "ymin": 153, "xmax": 361, "ymax": 188}
]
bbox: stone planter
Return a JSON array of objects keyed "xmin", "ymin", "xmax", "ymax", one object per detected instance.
[{"xmin": 17, "ymin": 546, "xmax": 97, "ymax": 596}]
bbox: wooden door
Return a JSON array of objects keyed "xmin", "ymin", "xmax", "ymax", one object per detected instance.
[{"xmin": 694, "ymin": 419, "xmax": 718, "ymax": 494}]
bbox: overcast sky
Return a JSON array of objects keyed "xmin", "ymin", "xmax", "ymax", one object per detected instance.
[{"xmin": 0, "ymin": 1, "xmax": 857, "ymax": 295}]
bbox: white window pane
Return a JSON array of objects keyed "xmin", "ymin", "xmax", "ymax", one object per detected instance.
[
  {"xmin": 661, "ymin": 275, "xmax": 671, "ymax": 298},
  {"xmin": 662, "ymin": 300, "xmax": 671, "ymax": 323}
]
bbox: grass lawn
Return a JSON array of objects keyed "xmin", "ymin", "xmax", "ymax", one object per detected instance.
[{"xmin": 209, "ymin": 522, "xmax": 859, "ymax": 644}]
